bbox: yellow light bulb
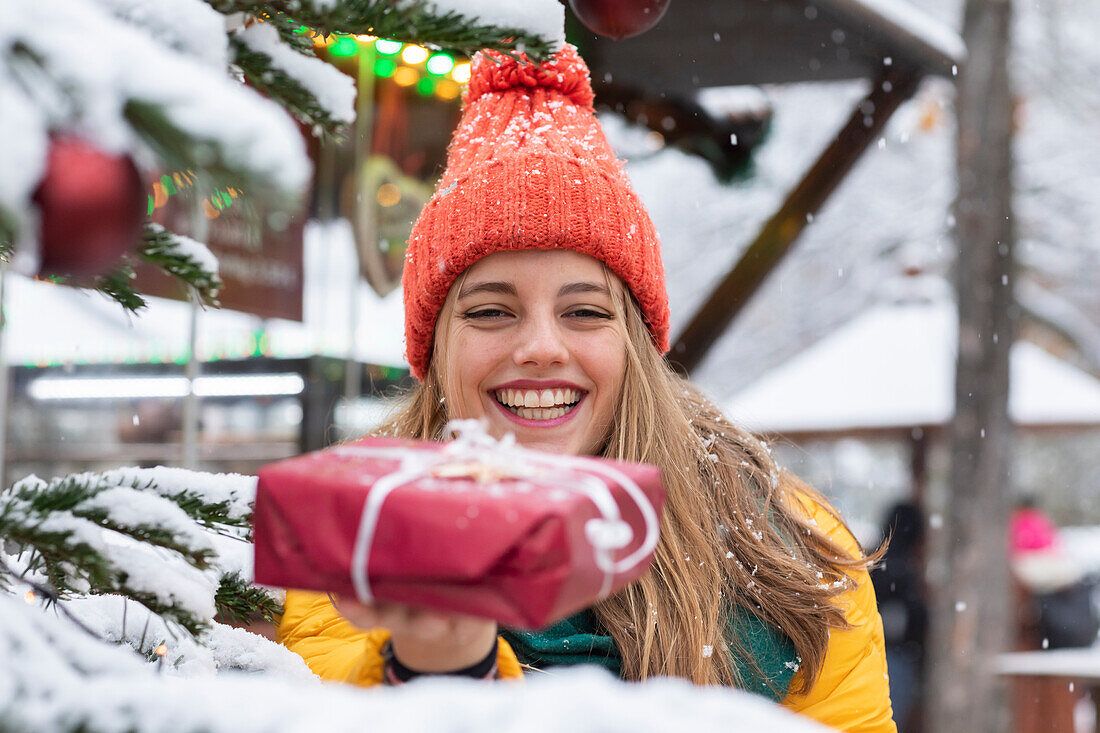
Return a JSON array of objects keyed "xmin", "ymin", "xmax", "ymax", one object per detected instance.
[
  {"xmin": 451, "ymin": 62, "xmax": 471, "ymax": 84},
  {"xmin": 401, "ymin": 44, "xmax": 429, "ymax": 65},
  {"xmin": 24, "ymin": 590, "xmax": 35, "ymax": 604},
  {"xmin": 435, "ymin": 79, "xmax": 461, "ymax": 100},
  {"xmin": 155, "ymin": 644, "xmax": 168, "ymax": 657},
  {"xmin": 376, "ymin": 183, "xmax": 402, "ymax": 207},
  {"xmin": 393, "ymin": 66, "xmax": 419, "ymax": 87}
]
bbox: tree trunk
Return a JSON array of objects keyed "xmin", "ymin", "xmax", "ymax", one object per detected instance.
[{"xmin": 928, "ymin": 0, "xmax": 1016, "ymax": 729}]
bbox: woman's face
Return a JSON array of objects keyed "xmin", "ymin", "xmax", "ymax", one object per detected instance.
[{"xmin": 438, "ymin": 250, "xmax": 627, "ymax": 456}]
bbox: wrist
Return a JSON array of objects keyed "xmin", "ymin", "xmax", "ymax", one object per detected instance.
[{"xmin": 389, "ymin": 621, "xmax": 498, "ymax": 674}]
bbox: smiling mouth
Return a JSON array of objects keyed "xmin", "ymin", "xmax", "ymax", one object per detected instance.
[{"xmin": 492, "ymin": 387, "xmax": 583, "ymax": 421}]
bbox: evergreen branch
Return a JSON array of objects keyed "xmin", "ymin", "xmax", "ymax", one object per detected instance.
[
  {"xmin": 112, "ymin": 475, "xmax": 253, "ymax": 536},
  {"xmin": 140, "ymin": 223, "xmax": 223, "ymax": 306},
  {"xmin": 257, "ymin": 11, "xmax": 319, "ymax": 54},
  {"xmin": 0, "ymin": 473, "xmax": 235, "ymax": 636},
  {"xmin": 124, "ymin": 100, "xmax": 293, "ymax": 206},
  {"xmin": 94, "ymin": 261, "xmax": 149, "ymax": 313},
  {"xmin": 206, "ymin": 0, "xmax": 556, "ymax": 62},
  {"xmin": 215, "ymin": 571, "xmax": 282, "ymax": 624},
  {"xmin": 70, "ymin": 507, "xmax": 217, "ymax": 572},
  {"xmin": 0, "ymin": 557, "xmax": 105, "ymax": 641},
  {"xmin": 230, "ymin": 35, "xmax": 348, "ymax": 137}
]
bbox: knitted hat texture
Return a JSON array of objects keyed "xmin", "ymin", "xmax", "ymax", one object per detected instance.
[{"xmin": 402, "ymin": 44, "xmax": 669, "ymax": 379}]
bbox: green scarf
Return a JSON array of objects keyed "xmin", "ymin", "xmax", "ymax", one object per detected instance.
[{"xmin": 502, "ymin": 606, "xmax": 799, "ymax": 702}]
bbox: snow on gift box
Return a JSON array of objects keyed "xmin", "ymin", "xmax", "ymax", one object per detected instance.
[{"xmin": 252, "ymin": 421, "xmax": 665, "ymax": 628}]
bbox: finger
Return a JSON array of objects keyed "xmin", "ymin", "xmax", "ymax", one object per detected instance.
[
  {"xmin": 374, "ymin": 602, "xmax": 411, "ymax": 631},
  {"xmin": 330, "ymin": 595, "xmax": 383, "ymax": 629},
  {"xmin": 405, "ymin": 610, "xmax": 452, "ymax": 641}
]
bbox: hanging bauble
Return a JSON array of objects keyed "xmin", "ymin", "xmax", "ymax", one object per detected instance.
[
  {"xmin": 33, "ymin": 137, "xmax": 146, "ymax": 278},
  {"xmin": 569, "ymin": 0, "xmax": 671, "ymax": 40}
]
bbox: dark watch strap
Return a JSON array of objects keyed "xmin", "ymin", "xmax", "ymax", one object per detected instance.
[{"xmin": 382, "ymin": 638, "xmax": 499, "ymax": 685}]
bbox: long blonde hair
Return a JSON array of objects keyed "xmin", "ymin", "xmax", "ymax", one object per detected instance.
[{"xmin": 375, "ymin": 277, "xmax": 871, "ymax": 694}]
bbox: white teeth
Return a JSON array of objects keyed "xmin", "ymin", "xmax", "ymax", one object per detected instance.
[{"xmin": 493, "ymin": 388, "xmax": 584, "ymax": 417}]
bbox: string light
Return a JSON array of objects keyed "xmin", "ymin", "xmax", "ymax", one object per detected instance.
[
  {"xmin": 393, "ymin": 66, "xmax": 419, "ymax": 87},
  {"xmin": 24, "ymin": 590, "xmax": 36, "ymax": 604},
  {"xmin": 415, "ymin": 76, "xmax": 436, "ymax": 96},
  {"xmin": 375, "ymin": 38, "xmax": 402, "ymax": 55},
  {"xmin": 451, "ymin": 62, "xmax": 472, "ymax": 83},
  {"xmin": 374, "ymin": 58, "xmax": 396, "ymax": 78},
  {"xmin": 400, "ymin": 44, "xmax": 428, "ymax": 65},
  {"xmin": 426, "ymin": 53, "xmax": 455, "ymax": 76},
  {"xmin": 435, "ymin": 79, "xmax": 461, "ymax": 100},
  {"xmin": 376, "ymin": 183, "xmax": 401, "ymax": 207},
  {"xmin": 329, "ymin": 36, "xmax": 359, "ymax": 57}
]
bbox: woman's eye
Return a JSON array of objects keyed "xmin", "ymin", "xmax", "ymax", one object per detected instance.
[
  {"xmin": 462, "ymin": 308, "xmax": 510, "ymax": 320},
  {"xmin": 566, "ymin": 308, "xmax": 613, "ymax": 320}
]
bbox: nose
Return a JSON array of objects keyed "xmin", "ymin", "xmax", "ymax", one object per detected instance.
[{"xmin": 512, "ymin": 311, "xmax": 569, "ymax": 368}]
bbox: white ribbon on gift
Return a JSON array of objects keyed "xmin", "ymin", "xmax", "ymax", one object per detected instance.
[{"xmin": 334, "ymin": 419, "xmax": 661, "ymax": 605}]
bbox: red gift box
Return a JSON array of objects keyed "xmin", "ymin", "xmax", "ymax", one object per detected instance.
[{"xmin": 252, "ymin": 422, "xmax": 665, "ymax": 629}]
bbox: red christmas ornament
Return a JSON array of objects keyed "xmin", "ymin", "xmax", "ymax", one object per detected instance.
[
  {"xmin": 569, "ymin": 0, "xmax": 671, "ymax": 40},
  {"xmin": 33, "ymin": 137, "xmax": 146, "ymax": 278}
]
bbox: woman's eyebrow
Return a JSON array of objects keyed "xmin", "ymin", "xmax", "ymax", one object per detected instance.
[
  {"xmin": 457, "ymin": 281, "xmax": 517, "ymax": 299},
  {"xmin": 558, "ymin": 282, "xmax": 610, "ymax": 297}
]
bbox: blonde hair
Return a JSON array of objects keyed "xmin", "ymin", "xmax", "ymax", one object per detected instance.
[{"xmin": 376, "ymin": 273, "xmax": 871, "ymax": 693}]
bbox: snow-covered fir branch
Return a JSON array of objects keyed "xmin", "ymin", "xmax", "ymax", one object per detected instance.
[
  {"xmin": 232, "ymin": 22, "xmax": 357, "ymax": 131},
  {"xmin": 140, "ymin": 222, "xmax": 224, "ymax": 307},
  {"xmin": 207, "ymin": 0, "xmax": 565, "ymax": 60},
  {"xmin": 0, "ymin": 468, "xmax": 272, "ymax": 639}
]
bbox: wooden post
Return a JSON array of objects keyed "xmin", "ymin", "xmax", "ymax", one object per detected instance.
[
  {"xmin": 671, "ymin": 67, "xmax": 921, "ymax": 373},
  {"xmin": 927, "ymin": 0, "xmax": 1016, "ymax": 728}
]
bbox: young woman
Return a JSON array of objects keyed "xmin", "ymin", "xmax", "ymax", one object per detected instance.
[{"xmin": 278, "ymin": 45, "xmax": 895, "ymax": 732}]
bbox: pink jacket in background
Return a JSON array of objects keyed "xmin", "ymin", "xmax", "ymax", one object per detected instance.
[{"xmin": 1010, "ymin": 507, "xmax": 1058, "ymax": 554}]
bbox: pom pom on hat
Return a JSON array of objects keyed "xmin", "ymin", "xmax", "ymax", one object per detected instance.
[
  {"xmin": 402, "ymin": 44, "xmax": 669, "ymax": 380},
  {"xmin": 465, "ymin": 45, "xmax": 595, "ymax": 109}
]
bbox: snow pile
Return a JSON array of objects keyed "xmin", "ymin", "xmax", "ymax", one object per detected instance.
[
  {"xmin": 236, "ymin": 23, "xmax": 357, "ymax": 125},
  {"xmin": 90, "ymin": 0, "xmax": 230, "ymax": 68},
  {"xmin": 1, "ymin": 591, "xmax": 828, "ymax": 733}
]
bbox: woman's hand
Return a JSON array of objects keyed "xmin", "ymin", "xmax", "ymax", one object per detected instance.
[{"xmin": 332, "ymin": 595, "xmax": 498, "ymax": 673}]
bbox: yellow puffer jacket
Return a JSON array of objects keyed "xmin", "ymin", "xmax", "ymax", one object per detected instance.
[
  {"xmin": 277, "ymin": 499, "xmax": 894, "ymax": 732},
  {"xmin": 781, "ymin": 499, "xmax": 896, "ymax": 732}
]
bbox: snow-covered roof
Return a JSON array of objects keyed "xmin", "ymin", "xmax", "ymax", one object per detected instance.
[
  {"xmin": 725, "ymin": 298, "xmax": 1100, "ymax": 433},
  {"xmin": 3, "ymin": 219, "xmax": 408, "ymax": 369},
  {"xmin": 822, "ymin": 0, "xmax": 966, "ymax": 71}
]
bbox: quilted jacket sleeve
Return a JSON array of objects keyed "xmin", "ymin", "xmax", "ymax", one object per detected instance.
[
  {"xmin": 781, "ymin": 502, "xmax": 897, "ymax": 733},
  {"xmin": 277, "ymin": 589, "xmax": 523, "ymax": 686}
]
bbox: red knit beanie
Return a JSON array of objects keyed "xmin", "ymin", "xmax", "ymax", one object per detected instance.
[{"xmin": 402, "ymin": 44, "xmax": 669, "ymax": 379}]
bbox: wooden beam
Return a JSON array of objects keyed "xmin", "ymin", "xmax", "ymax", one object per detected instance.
[{"xmin": 670, "ymin": 66, "xmax": 923, "ymax": 374}]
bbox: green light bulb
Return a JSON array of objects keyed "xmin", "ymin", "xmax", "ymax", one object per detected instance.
[{"xmin": 330, "ymin": 36, "xmax": 359, "ymax": 57}]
